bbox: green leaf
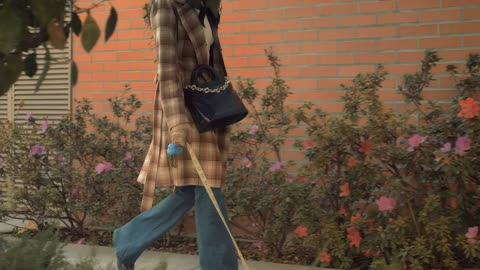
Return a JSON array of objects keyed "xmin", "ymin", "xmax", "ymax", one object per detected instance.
[
  {"xmin": 24, "ymin": 52, "xmax": 38, "ymax": 78},
  {"xmin": 0, "ymin": 54, "xmax": 24, "ymax": 96},
  {"xmin": 29, "ymin": 0, "xmax": 66, "ymax": 28},
  {"xmin": 81, "ymin": 13, "xmax": 100, "ymax": 53},
  {"xmin": 35, "ymin": 45, "xmax": 50, "ymax": 91},
  {"xmin": 71, "ymin": 12, "xmax": 82, "ymax": 36},
  {"xmin": 0, "ymin": 5, "xmax": 27, "ymax": 55},
  {"xmin": 71, "ymin": 61, "xmax": 78, "ymax": 87},
  {"xmin": 105, "ymin": 7, "xmax": 117, "ymax": 42}
]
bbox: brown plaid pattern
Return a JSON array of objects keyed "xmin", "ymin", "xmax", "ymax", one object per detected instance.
[{"xmin": 137, "ymin": 0, "xmax": 230, "ymax": 211}]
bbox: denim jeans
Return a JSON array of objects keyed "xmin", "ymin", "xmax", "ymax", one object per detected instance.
[{"xmin": 113, "ymin": 186, "xmax": 238, "ymax": 270}]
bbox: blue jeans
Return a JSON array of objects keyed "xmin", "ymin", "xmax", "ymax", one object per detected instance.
[{"xmin": 113, "ymin": 186, "xmax": 238, "ymax": 270}]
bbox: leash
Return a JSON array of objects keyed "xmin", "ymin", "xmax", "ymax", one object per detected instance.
[{"xmin": 186, "ymin": 143, "xmax": 250, "ymax": 270}]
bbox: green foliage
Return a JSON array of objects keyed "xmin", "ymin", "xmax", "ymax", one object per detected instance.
[
  {"xmin": 0, "ymin": 90, "xmax": 155, "ymax": 237},
  {"xmin": 0, "ymin": 0, "xmax": 118, "ymax": 94}
]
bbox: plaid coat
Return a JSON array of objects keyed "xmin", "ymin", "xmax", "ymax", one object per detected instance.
[{"xmin": 137, "ymin": 0, "xmax": 230, "ymax": 211}]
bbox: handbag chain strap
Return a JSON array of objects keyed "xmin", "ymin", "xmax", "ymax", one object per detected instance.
[{"xmin": 184, "ymin": 77, "xmax": 230, "ymax": 93}]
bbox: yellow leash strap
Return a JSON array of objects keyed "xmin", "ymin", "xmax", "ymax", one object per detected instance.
[{"xmin": 186, "ymin": 143, "xmax": 250, "ymax": 270}]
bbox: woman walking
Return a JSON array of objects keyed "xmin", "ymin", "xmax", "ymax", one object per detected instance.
[{"xmin": 112, "ymin": 0, "xmax": 238, "ymax": 269}]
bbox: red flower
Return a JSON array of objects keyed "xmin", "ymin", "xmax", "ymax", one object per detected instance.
[
  {"xmin": 340, "ymin": 183, "xmax": 350, "ymax": 197},
  {"xmin": 319, "ymin": 252, "xmax": 331, "ymax": 264},
  {"xmin": 350, "ymin": 213, "xmax": 361, "ymax": 223},
  {"xmin": 348, "ymin": 156, "xmax": 357, "ymax": 167},
  {"xmin": 340, "ymin": 206, "xmax": 348, "ymax": 217},
  {"xmin": 359, "ymin": 139, "xmax": 373, "ymax": 153},
  {"xmin": 294, "ymin": 225, "xmax": 308, "ymax": 238},
  {"xmin": 304, "ymin": 139, "xmax": 315, "ymax": 150},
  {"xmin": 347, "ymin": 227, "xmax": 361, "ymax": 248},
  {"xmin": 458, "ymin": 97, "xmax": 480, "ymax": 119}
]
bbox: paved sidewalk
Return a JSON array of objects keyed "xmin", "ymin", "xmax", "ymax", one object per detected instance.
[
  {"xmin": 1, "ymin": 219, "xmax": 323, "ymax": 270},
  {"xmin": 63, "ymin": 242, "xmax": 322, "ymax": 270}
]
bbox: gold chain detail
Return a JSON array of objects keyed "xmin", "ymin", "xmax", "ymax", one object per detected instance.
[{"xmin": 185, "ymin": 77, "xmax": 230, "ymax": 93}]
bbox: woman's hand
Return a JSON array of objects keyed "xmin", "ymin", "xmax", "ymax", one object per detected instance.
[{"xmin": 170, "ymin": 123, "xmax": 191, "ymax": 146}]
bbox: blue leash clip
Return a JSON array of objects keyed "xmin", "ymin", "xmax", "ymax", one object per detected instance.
[{"xmin": 167, "ymin": 144, "xmax": 184, "ymax": 167}]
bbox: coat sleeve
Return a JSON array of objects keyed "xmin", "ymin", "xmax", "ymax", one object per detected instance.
[{"xmin": 152, "ymin": 0, "xmax": 189, "ymax": 131}]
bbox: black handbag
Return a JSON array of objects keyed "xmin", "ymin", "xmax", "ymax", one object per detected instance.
[{"xmin": 183, "ymin": 13, "xmax": 248, "ymax": 133}]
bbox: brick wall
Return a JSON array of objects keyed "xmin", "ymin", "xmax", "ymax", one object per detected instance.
[{"xmin": 73, "ymin": 0, "xmax": 480, "ymax": 160}]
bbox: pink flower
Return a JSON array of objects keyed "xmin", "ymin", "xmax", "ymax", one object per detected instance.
[
  {"xmin": 40, "ymin": 121, "xmax": 48, "ymax": 134},
  {"xmin": 252, "ymin": 241, "xmax": 264, "ymax": 250},
  {"xmin": 455, "ymin": 136, "xmax": 471, "ymax": 155},
  {"xmin": 407, "ymin": 134, "xmax": 427, "ymax": 152},
  {"xmin": 124, "ymin": 151, "xmax": 134, "ymax": 162},
  {"xmin": 0, "ymin": 157, "xmax": 3, "ymax": 169},
  {"xmin": 358, "ymin": 139, "xmax": 373, "ymax": 153},
  {"xmin": 249, "ymin": 125, "xmax": 259, "ymax": 135},
  {"xmin": 440, "ymin": 142, "xmax": 451, "ymax": 153},
  {"xmin": 71, "ymin": 188, "xmax": 80, "ymax": 200},
  {"xmin": 25, "ymin": 112, "xmax": 34, "ymax": 122},
  {"xmin": 466, "ymin": 226, "xmax": 478, "ymax": 245},
  {"xmin": 376, "ymin": 196, "xmax": 397, "ymax": 212},
  {"xmin": 319, "ymin": 252, "xmax": 331, "ymax": 264},
  {"xmin": 287, "ymin": 174, "xmax": 296, "ymax": 183},
  {"xmin": 294, "ymin": 225, "xmax": 308, "ymax": 238},
  {"xmin": 269, "ymin": 161, "xmax": 282, "ymax": 172},
  {"xmin": 347, "ymin": 227, "xmax": 361, "ymax": 248},
  {"xmin": 339, "ymin": 183, "xmax": 350, "ymax": 197},
  {"xmin": 241, "ymin": 157, "xmax": 253, "ymax": 168},
  {"xmin": 458, "ymin": 97, "xmax": 480, "ymax": 119},
  {"xmin": 348, "ymin": 156, "xmax": 357, "ymax": 167},
  {"xmin": 31, "ymin": 144, "xmax": 47, "ymax": 156},
  {"xmin": 76, "ymin": 238, "xmax": 86, "ymax": 245},
  {"xmin": 95, "ymin": 161, "xmax": 113, "ymax": 174},
  {"xmin": 304, "ymin": 139, "xmax": 315, "ymax": 150}
]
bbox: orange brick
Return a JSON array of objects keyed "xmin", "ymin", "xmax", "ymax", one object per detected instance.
[
  {"xmin": 302, "ymin": 42, "xmax": 337, "ymax": 53},
  {"xmin": 91, "ymin": 52, "xmax": 117, "ymax": 61},
  {"xmin": 290, "ymin": 90, "xmax": 341, "ymax": 101},
  {"xmin": 318, "ymin": 54, "xmax": 355, "ymax": 65},
  {"xmin": 117, "ymin": 51, "xmax": 145, "ymax": 61},
  {"xmin": 358, "ymin": 0, "xmax": 396, "ymax": 13},
  {"xmin": 129, "ymin": 61, "xmax": 155, "ymax": 70},
  {"xmin": 337, "ymin": 40, "xmax": 377, "ymax": 52},
  {"xmin": 248, "ymin": 57, "xmax": 270, "ymax": 67},
  {"xmin": 117, "ymin": 30, "xmax": 149, "ymax": 40},
  {"xmin": 397, "ymin": 51, "xmax": 425, "ymax": 62},
  {"xmin": 318, "ymin": 28, "xmax": 356, "ymax": 40},
  {"xmin": 224, "ymin": 57, "xmax": 249, "ymax": 68},
  {"xmin": 318, "ymin": 78, "xmax": 344, "ymax": 89},
  {"xmin": 440, "ymin": 22, "xmax": 480, "ymax": 34},
  {"xmin": 222, "ymin": 35, "xmax": 249, "ymax": 45},
  {"xmin": 234, "ymin": 22, "xmax": 265, "ymax": 33},
  {"xmin": 265, "ymin": 20, "xmax": 303, "ymax": 31},
  {"xmin": 233, "ymin": 0, "xmax": 268, "ymax": 10},
  {"xmin": 117, "ymin": 72, "xmax": 145, "ymax": 81},
  {"xmin": 80, "ymin": 63, "xmax": 104, "ymax": 72},
  {"xmin": 464, "ymin": 8, "xmax": 480, "ymax": 19},
  {"xmin": 282, "ymin": 55, "xmax": 318, "ymax": 65},
  {"xmin": 438, "ymin": 50, "xmax": 471, "ymax": 61},
  {"xmin": 357, "ymin": 26, "xmax": 397, "ymax": 38},
  {"xmin": 285, "ymin": 31, "xmax": 318, "ymax": 41},
  {"xmin": 398, "ymin": 0, "xmax": 440, "ymax": 10},
  {"xmin": 130, "ymin": 40, "xmax": 150, "ymax": 50},
  {"xmin": 464, "ymin": 36, "xmax": 480, "ymax": 47},
  {"xmin": 270, "ymin": 43, "xmax": 303, "ymax": 54},
  {"xmin": 220, "ymin": 12, "xmax": 250, "ymax": 23},
  {"xmin": 420, "ymin": 9, "xmax": 462, "ymax": 22},
  {"xmin": 377, "ymin": 39, "xmax": 418, "ymax": 50},
  {"xmin": 442, "ymin": 0, "xmax": 480, "ymax": 7},
  {"xmin": 283, "ymin": 7, "xmax": 321, "ymax": 18},
  {"xmin": 356, "ymin": 53, "xmax": 396, "ymax": 64},
  {"xmin": 250, "ymin": 33, "xmax": 283, "ymax": 44},
  {"xmin": 232, "ymin": 45, "xmax": 266, "ymax": 56},
  {"xmin": 302, "ymin": 18, "xmax": 338, "ymax": 29},
  {"xmin": 378, "ymin": 13, "xmax": 418, "ymax": 24},
  {"xmin": 248, "ymin": 9, "xmax": 285, "ymax": 20},
  {"xmin": 320, "ymin": 3, "xmax": 356, "ymax": 15},
  {"xmin": 104, "ymin": 62, "xmax": 130, "ymax": 71},
  {"xmin": 384, "ymin": 64, "xmax": 417, "ymax": 75},
  {"xmin": 301, "ymin": 66, "xmax": 337, "ymax": 77},
  {"xmin": 337, "ymin": 65, "xmax": 376, "ymax": 77},
  {"xmin": 286, "ymin": 79, "xmax": 318, "ymax": 89},
  {"xmin": 397, "ymin": 24, "xmax": 438, "ymax": 36},
  {"xmin": 338, "ymin": 15, "xmax": 377, "ymax": 27},
  {"xmin": 419, "ymin": 37, "xmax": 462, "ymax": 49},
  {"xmin": 91, "ymin": 72, "xmax": 117, "ymax": 81}
]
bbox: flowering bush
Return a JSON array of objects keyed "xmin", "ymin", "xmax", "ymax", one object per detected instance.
[
  {"xmin": 0, "ymin": 91, "xmax": 161, "ymax": 236},
  {"xmin": 223, "ymin": 50, "xmax": 314, "ymax": 258},
  {"xmin": 292, "ymin": 51, "xmax": 480, "ymax": 269}
]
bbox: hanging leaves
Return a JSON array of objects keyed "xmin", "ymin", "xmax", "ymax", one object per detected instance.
[
  {"xmin": 0, "ymin": 5, "xmax": 27, "ymax": 55},
  {"xmin": 35, "ymin": 45, "xmax": 51, "ymax": 91},
  {"xmin": 47, "ymin": 18, "xmax": 66, "ymax": 50},
  {"xmin": 105, "ymin": 7, "xmax": 117, "ymax": 42},
  {"xmin": 71, "ymin": 61, "xmax": 78, "ymax": 87},
  {"xmin": 24, "ymin": 53, "xmax": 38, "ymax": 78},
  {"xmin": 0, "ymin": 54, "xmax": 24, "ymax": 95},
  {"xmin": 71, "ymin": 12, "xmax": 82, "ymax": 36},
  {"xmin": 81, "ymin": 13, "xmax": 100, "ymax": 53}
]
